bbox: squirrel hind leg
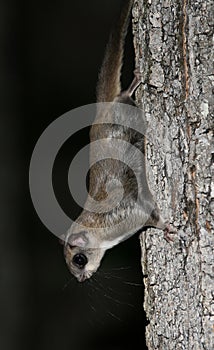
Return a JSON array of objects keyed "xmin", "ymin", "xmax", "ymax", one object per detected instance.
[
  {"xmin": 117, "ymin": 68, "xmax": 142, "ymax": 102},
  {"xmin": 124, "ymin": 68, "xmax": 143, "ymax": 97}
]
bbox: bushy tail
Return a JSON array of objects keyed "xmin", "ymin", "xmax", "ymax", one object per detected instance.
[{"xmin": 96, "ymin": 0, "xmax": 133, "ymax": 102}]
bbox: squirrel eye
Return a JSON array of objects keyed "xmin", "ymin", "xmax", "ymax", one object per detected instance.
[{"xmin": 72, "ymin": 253, "xmax": 88, "ymax": 269}]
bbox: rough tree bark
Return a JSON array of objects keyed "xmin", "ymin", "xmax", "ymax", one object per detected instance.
[{"xmin": 132, "ymin": 0, "xmax": 213, "ymax": 349}]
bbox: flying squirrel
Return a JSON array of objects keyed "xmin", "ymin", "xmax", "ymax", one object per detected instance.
[{"xmin": 63, "ymin": 0, "xmax": 175, "ymax": 282}]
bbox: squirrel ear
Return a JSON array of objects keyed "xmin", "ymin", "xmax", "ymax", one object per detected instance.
[
  {"xmin": 58, "ymin": 233, "xmax": 66, "ymax": 245},
  {"xmin": 68, "ymin": 232, "xmax": 88, "ymax": 248}
]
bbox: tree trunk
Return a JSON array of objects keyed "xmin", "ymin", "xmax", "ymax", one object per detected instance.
[{"xmin": 132, "ymin": 0, "xmax": 213, "ymax": 349}]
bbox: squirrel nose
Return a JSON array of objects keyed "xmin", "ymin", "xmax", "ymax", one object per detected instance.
[
  {"xmin": 78, "ymin": 271, "xmax": 92, "ymax": 282},
  {"xmin": 78, "ymin": 274, "xmax": 86, "ymax": 282}
]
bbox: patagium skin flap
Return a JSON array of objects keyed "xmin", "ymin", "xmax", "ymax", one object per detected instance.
[{"xmin": 63, "ymin": 0, "xmax": 175, "ymax": 282}]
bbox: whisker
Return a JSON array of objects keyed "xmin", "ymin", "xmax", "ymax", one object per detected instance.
[
  {"xmin": 103, "ymin": 293, "xmax": 134, "ymax": 308},
  {"xmin": 92, "ymin": 272, "xmax": 135, "ymax": 309},
  {"xmin": 107, "ymin": 311, "xmax": 122, "ymax": 322},
  {"xmin": 104, "ymin": 293, "xmax": 122, "ymax": 304},
  {"xmin": 107, "ymin": 266, "xmax": 132, "ymax": 271},
  {"xmin": 102, "ymin": 273, "xmax": 120, "ymax": 280},
  {"xmin": 89, "ymin": 304, "xmax": 96, "ymax": 312},
  {"xmin": 123, "ymin": 281, "xmax": 143, "ymax": 287},
  {"xmin": 92, "ymin": 276, "xmax": 103, "ymax": 292},
  {"xmin": 93, "ymin": 275, "xmax": 106, "ymax": 290},
  {"xmin": 88, "ymin": 278, "xmax": 100, "ymax": 294},
  {"xmin": 62, "ymin": 276, "xmax": 74, "ymax": 291},
  {"xmin": 99, "ymin": 270, "xmax": 123, "ymax": 280}
]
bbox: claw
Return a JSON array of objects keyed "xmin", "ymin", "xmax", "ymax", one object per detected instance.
[{"xmin": 164, "ymin": 224, "xmax": 176, "ymax": 243}]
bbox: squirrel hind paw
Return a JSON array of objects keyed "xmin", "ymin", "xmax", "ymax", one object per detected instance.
[{"xmin": 163, "ymin": 223, "xmax": 177, "ymax": 243}]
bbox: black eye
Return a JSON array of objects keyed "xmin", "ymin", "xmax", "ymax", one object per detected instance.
[{"xmin": 72, "ymin": 253, "xmax": 88, "ymax": 269}]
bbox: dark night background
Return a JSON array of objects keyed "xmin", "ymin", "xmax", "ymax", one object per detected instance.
[{"xmin": 0, "ymin": 1, "xmax": 148, "ymax": 349}]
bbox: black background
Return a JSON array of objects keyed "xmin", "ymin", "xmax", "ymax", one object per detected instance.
[{"xmin": 0, "ymin": 1, "xmax": 148, "ymax": 349}]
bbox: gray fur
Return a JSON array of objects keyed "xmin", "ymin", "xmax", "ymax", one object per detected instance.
[{"xmin": 64, "ymin": 0, "xmax": 172, "ymax": 282}]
